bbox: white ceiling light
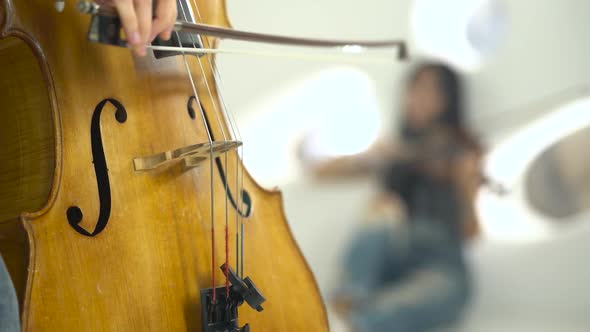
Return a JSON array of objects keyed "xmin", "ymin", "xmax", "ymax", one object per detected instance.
[{"xmin": 411, "ymin": 0, "xmax": 508, "ymax": 71}]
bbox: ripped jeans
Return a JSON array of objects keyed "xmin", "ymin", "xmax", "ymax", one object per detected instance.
[
  {"xmin": 0, "ymin": 255, "xmax": 20, "ymax": 332},
  {"xmin": 336, "ymin": 221, "xmax": 470, "ymax": 332}
]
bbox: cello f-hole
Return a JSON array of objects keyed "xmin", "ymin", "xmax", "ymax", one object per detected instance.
[
  {"xmin": 66, "ymin": 98, "xmax": 127, "ymax": 237},
  {"xmin": 187, "ymin": 95, "xmax": 197, "ymax": 119}
]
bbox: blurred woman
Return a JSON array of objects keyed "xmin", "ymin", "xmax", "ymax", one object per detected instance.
[{"xmin": 305, "ymin": 62, "xmax": 483, "ymax": 332}]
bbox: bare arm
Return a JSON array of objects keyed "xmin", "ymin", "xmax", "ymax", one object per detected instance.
[{"xmin": 304, "ymin": 139, "xmax": 397, "ymax": 179}]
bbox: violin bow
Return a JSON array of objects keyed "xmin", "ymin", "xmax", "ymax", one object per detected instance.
[{"xmin": 77, "ymin": 1, "xmax": 407, "ymax": 61}]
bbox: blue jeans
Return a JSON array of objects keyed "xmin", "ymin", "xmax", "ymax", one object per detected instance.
[
  {"xmin": 336, "ymin": 222, "xmax": 470, "ymax": 332},
  {"xmin": 0, "ymin": 255, "xmax": 20, "ymax": 332}
]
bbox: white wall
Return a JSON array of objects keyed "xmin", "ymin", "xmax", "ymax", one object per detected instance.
[
  {"xmin": 219, "ymin": 0, "xmax": 590, "ymax": 141},
  {"xmin": 466, "ymin": 0, "xmax": 590, "ymax": 140},
  {"xmin": 218, "ymin": 0, "xmax": 409, "ymax": 136}
]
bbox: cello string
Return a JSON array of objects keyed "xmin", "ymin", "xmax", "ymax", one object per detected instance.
[
  {"xmin": 191, "ymin": 0, "xmax": 246, "ymax": 278},
  {"xmin": 178, "ymin": 2, "xmax": 233, "ymax": 299},
  {"xmin": 202, "ymin": 50, "xmax": 246, "ymax": 279},
  {"xmin": 173, "ymin": 7, "xmax": 219, "ymax": 304},
  {"xmin": 220, "ymin": 90, "xmax": 244, "ymax": 279},
  {"xmin": 187, "ymin": 0, "xmax": 246, "ymax": 283},
  {"xmin": 206, "ymin": 63, "xmax": 243, "ymax": 278}
]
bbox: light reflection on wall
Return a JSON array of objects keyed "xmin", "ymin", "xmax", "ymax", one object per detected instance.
[
  {"xmin": 239, "ymin": 67, "xmax": 381, "ymax": 188},
  {"xmin": 477, "ymin": 97, "xmax": 590, "ymax": 242},
  {"xmin": 411, "ymin": 0, "xmax": 507, "ymax": 71}
]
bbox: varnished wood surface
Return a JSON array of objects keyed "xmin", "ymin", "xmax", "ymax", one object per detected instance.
[
  {"xmin": 0, "ymin": 35, "xmax": 54, "ymax": 315},
  {"xmin": 0, "ymin": 36, "xmax": 54, "ymax": 224},
  {"xmin": 0, "ymin": 0, "xmax": 328, "ymax": 330}
]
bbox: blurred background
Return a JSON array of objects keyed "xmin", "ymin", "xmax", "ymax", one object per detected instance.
[{"xmin": 215, "ymin": 0, "xmax": 590, "ymax": 331}]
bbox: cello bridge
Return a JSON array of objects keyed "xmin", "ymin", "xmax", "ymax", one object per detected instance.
[{"xmin": 133, "ymin": 141, "xmax": 241, "ymax": 171}]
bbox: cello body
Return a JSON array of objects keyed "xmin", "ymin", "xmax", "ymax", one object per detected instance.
[{"xmin": 0, "ymin": 0, "xmax": 328, "ymax": 330}]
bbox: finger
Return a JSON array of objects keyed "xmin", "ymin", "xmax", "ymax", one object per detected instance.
[
  {"xmin": 134, "ymin": 0, "xmax": 152, "ymax": 55},
  {"xmin": 150, "ymin": 17, "xmax": 171, "ymax": 41},
  {"xmin": 151, "ymin": 0, "xmax": 177, "ymax": 41},
  {"xmin": 114, "ymin": 0, "xmax": 143, "ymax": 55},
  {"xmin": 158, "ymin": 27, "xmax": 174, "ymax": 41}
]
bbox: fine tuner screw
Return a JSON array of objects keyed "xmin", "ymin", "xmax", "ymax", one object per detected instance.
[
  {"xmin": 55, "ymin": 0, "xmax": 65, "ymax": 12},
  {"xmin": 77, "ymin": 1, "xmax": 118, "ymax": 16},
  {"xmin": 77, "ymin": 1, "xmax": 100, "ymax": 14}
]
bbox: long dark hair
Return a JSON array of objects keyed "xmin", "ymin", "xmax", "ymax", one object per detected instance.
[{"xmin": 401, "ymin": 62, "xmax": 480, "ymax": 151}]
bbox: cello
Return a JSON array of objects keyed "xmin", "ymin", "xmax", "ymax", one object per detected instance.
[{"xmin": 0, "ymin": 0, "xmax": 404, "ymax": 330}]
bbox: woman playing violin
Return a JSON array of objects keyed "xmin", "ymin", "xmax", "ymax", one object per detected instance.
[{"xmin": 306, "ymin": 62, "xmax": 482, "ymax": 332}]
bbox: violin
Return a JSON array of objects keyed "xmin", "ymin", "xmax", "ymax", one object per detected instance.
[
  {"xmin": 396, "ymin": 125, "xmax": 509, "ymax": 195},
  {"xmin": 0, "ymin": 0, "xmax": 405, "ymax": 330}
]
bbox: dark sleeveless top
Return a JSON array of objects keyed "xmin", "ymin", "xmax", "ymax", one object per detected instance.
[
  {"xmin": 379, "ymin": 148, "xmax": 467, "ymax": 270},
  {"xmin": 380, "ymin": 160, "xmax": 462, "ymax": 234}
]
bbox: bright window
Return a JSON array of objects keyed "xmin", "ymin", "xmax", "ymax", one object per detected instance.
[
  {"xmin": 478, "ymin": 97, "xmax": 590, "ymax": 242},
  {"xmin": 238, "ymin": 67, "xmax": 381, "ymax": 187}
]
